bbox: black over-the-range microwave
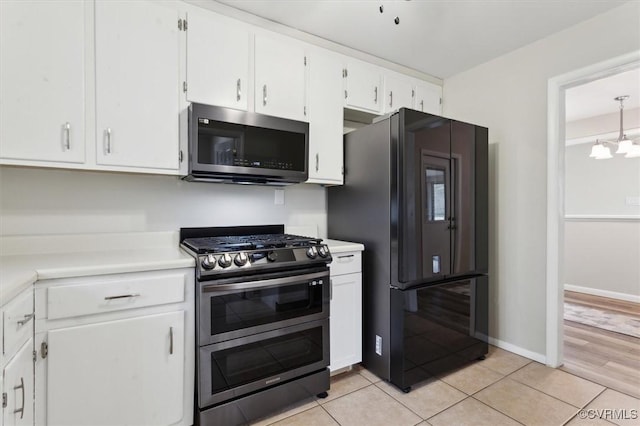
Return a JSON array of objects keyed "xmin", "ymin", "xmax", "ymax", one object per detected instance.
[{"xmin": 184, "ymin": 103, "xmax": 309, "ymax": 185}]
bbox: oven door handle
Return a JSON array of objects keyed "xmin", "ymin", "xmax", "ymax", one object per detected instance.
[{"xmin": 201, "ymin": 271, "xmax": 327, "ymax": 293}]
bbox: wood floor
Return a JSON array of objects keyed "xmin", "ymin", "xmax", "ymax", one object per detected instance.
[{"xmin": 561, "ymin": 291, "xmax": 640, "ymax": 398}]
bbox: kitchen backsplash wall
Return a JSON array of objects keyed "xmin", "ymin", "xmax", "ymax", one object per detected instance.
[{"xmin": 0, "ymin": 166, "xmax": 327, "ymax": 237}]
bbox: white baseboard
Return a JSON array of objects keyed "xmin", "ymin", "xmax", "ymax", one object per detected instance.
[
  {"xmin": 488, "ymin": 337, "xmax": 546, "ymax": 364},
  {"xmin": 564, "ymin": 284, "xmax": 640, "ymax": 303}
]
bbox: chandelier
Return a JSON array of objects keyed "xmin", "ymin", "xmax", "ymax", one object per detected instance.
[{"xmin": 589, "ymin": 95, "xmax": 640, "ymax": 159}]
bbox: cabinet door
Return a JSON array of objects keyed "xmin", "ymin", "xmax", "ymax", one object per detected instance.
[
  {"xmin": 47, "ymin": 311, "xmax": 184, "ymax": 426},
  {"xmin": 384, "ymin": 73, "xmax": 414, "ymax": 113},
  {"xmin": 186, "ymin": 11, "xmax": 250, "ymax": 111},
  {"xmin": 255, "ymin": 34, "xmax": 307, "ymax": 122},
  {"xmin": 0, "ymin": 0, "xmax": 85, "ymax": 164},
  {"xmin": 2, "ymin": 339, "xmax": 34, "ymax": 426},
  {"xmin": 329, "ymin": 273, "xmax": 362, "ymax": 372},
  {"xmin": 344, "ymin": 60, "xmax": 382, "ymax": 114},
  {"xmin": 414, "ymin": 81, "xmax": 442, "ymax": 115},
  {"xmin": 95, "ymin": 0, "xmax": 180, "ymax": 171},
  {"xmin": 307, "ymin": 51, "xmax": 344, "ymax": 184}
]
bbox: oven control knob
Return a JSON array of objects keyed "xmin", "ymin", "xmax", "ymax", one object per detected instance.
[
  {"xmin": 317, "ymin": 245, "xmax": 329, "ymax": 258},
  {"xmin": 218, "ymin": 253, "xmax": 232, "ymax": 268},
  {"xmin": 267, "ymin": 251, "xmax": 278, "ymax": 262},
  {"xmin": 234, "ymin": 252, "xmax": 248, "ymax": 267},
  {"xmin": 201, "ymin": 254, "xmax": 216, "ymax": 270},
  {"xmin": 306, "ymin": 246, "xmax": 318, "ymax": 259}
]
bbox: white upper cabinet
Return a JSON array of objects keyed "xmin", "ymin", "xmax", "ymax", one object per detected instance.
[
  {"xmin": 343, "ymin": 59, "xmax": 382, "ymax": 114},
  {"xmin": 0, "ymin": 0, "xmax": 85, "ymax": 164},
  {"xmin": 384, "ymin": 72, "xmax": 415, "ymax": 113},
  {"xmin": 414, "ymin": 80, "xmax": 443, "ymax": 115},
  {"xmin": 186, "ymin": 10, "xmax": 250, "ymax": 111},
  {"xmin": 255, "ymin": 34, "xmax": 307, "ymax": 122},
  {"xmin": 95, "ymin": 0, "xmax": 181, "ymax": 170},
  {"xmin": 307, "ymin": 50, "xmax": 344, "ymax": 185}
]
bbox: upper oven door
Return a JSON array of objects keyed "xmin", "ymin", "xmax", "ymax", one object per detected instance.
[
  {"xmin": 188, "ymin": 103, "xmax": 309, "ymax": 183},
  {"xmin": 198, "ymin": 267, "xmax": 330, "ymax": 346}
]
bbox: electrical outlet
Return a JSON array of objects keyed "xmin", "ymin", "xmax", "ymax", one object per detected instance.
[
  {"xmin": 626, "ymin": 196, "xmax": 640, "ymax": 206},
  {"xmin": 375, "ymin": 335, "xmax": 382, "ymax": 356},
  {"xmin": 274, "ymin": 189, "xmax": 285, "ymax": 205}
]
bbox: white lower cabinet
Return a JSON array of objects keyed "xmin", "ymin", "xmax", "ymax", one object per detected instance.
[
  {"xmin": 47, "ymin": 312, "xmax": 184, "ymax": 426},
  {"xmin": 34, "ymin": 269, "xmax": 194, "ymax": 426},
  {"xmin": 2, "ymin": 339, "xmax": 34, "ymax": 426},
  {"xmin": 1, "ymin": 287, "xmax": 35, "ymax": 426},
  {"xmin": 329, "ymin": 251, "xmax": 362, "ymax": 372}
]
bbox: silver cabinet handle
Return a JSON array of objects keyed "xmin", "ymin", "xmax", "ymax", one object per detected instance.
[
  {"xmin": 315, "ymin": 153, "xmax": 319, "ymax": 172},
  {"xmin": 330, "ymin": 279, "xmax": 333, "ymax": 301},
  {"xmin": 344, "ymin": 90, "xmax": 348, "ymax": 99},
  {"xmin": 169, "ymin": 326, "xmax": 174, "ymax": 355},
  {"xmin": 16, "ymin": 313, "xmax": 34, "ymax": 327},
  {"xmin": 236, "ymin": 78, "xmax": 241, "ymax": 101},
  {"xmin": 63, "ymin": 122, "xmax": 71, "ymax": 151},
  {"xmin": 263, "ymin": 84, "xmax": 267, "ymax": 106},
  {"xmin": 105, "ymin": 128, "xmax": 112, "ymax": 154},
  {"xmin": 420, "ymin": 100, "xmax": 424, "ymax": 112},
  {"xmin": 13, "ymin": 377, "xmax": 25, "ymax": 419},
  {"xmin": 374, "ymin": 86, "xmax": 378, "ymax": 103},
  {"xmin": 389, "ymin": 91, "xmax": 393, "ymax": 108},
  {"xmin": 104, "ymin": 293, "xmax": 140, "ymax": 300}
]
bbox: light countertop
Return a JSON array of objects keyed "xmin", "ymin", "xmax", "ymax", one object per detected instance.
[
  {"xmin": 0, "ymin": 232, "xmax": 194, "ymax": 308},
  {"xmin": 0, "ymin": 232, "xmax": 363, "ymax": 308},
  {"xmin": 324, "ymin": 239, "xmax": 365, "ymax": 254}
]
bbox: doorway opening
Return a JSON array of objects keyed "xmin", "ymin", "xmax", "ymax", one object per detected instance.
[{"xmin": 546, "ymin": 51, "xmax": 639, "ymax": 372}]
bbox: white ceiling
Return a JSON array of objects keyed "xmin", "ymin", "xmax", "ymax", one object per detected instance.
[
  {"xmin": 565, "ymin": 68, "xmax": 640, "ymax": 122},
  {"xmin": 216, "ymin": 0, "xmax": 626, "ymax": 79}
]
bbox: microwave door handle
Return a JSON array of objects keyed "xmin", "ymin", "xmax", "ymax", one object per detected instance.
[{"xmin": 202, "ymin": 271, "xmax": 326, "ymax": 293}]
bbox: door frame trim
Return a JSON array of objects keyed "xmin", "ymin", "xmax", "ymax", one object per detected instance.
[{"xmin": 545, "ymin": 50, "xmax": 640, "ymax": 367}]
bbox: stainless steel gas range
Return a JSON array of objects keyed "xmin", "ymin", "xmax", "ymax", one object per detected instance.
[{"xmin": 180, "ymin": 225, "xmax": 332, "ymax": 425}]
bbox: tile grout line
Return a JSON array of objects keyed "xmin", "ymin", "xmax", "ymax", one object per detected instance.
[
  {"xmin": 467, "ymin": 395, "xmax": 527, "ymax": 426},
  {"xmin": 502, "ymin": 365, "xmax": 611, "ymax": 410}
]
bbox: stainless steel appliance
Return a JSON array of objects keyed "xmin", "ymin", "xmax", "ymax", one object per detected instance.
[
  {"xmin": 180, "ymin": 225, "xmax": 331, "ymax": 425},
  {"xmin": 185, "ymin": 104, "xmax": 309, "ymax": 185},
  {"xmin": 328, "ymin": 108, "xmax": 489, "ymax": 392}
]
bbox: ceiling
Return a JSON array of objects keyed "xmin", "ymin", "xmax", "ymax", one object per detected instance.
[
  {"xmin": 216, "ymin": 0, "xmax": 626, "ymax": 79},
  {"xmin": 565, "ymin": 68, "xmax": 640, "ymax": 122}
]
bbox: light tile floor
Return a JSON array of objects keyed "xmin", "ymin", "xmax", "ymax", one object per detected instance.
[{"xmin": 250, "ymin": 346, "xmax": 640, "ymax": 426}]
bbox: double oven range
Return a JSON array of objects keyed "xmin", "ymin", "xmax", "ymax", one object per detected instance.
[{"xmin": 180, "ymin": 225, "xmax": 332, "ymax": 425}]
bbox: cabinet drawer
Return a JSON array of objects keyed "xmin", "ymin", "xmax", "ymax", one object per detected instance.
[
  {"xmin": 2, "ymin": 287, "xmax": 34, "ymax": 358},
  {"xmin": 47, "ymin": 272, "xmax": 186, "ymax": 320},
  {"xmin": 329, "ymin": 251, "xmax": 362, "ymax": 276}
]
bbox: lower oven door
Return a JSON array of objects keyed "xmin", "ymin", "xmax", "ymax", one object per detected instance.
[
  {"xmin": 198, "ymin": 267, "xmax": 329, "ymax": 346},
  {"xmin": 199, "ymin": 317, "xmax": 329, "ymax": 408}
]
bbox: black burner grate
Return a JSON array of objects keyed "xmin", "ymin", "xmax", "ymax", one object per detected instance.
[{"xmin": 183, "ymin": 234, "xmax": 321, "ymax": 254}]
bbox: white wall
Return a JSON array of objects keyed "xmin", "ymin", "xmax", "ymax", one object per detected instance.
[
  {"xmin": 565, "ymin": 143, "xmax": 640, "ymax": 216},
  {"xmin": 564, "ymin": 219, "xmax": 640, "ymax": 300},
  {"xmin": 0, "ymin": 166, "xmax": 327, "ymax": 237},
  {"xmin": 566, "ymin": 107, "xmax": 640, "ymax": 140},
  {"xmin": 564, "ymin": 112, "xmax": 640, "ymax": 300},
  {"xmin": 442, "ymin": 1, "xmax": 640, "ymax": 358}
]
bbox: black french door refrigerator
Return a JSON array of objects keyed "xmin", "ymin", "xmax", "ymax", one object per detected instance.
[{"xmin": 328, "ymin": 108, "xmax": 489, "ymax": 392}]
